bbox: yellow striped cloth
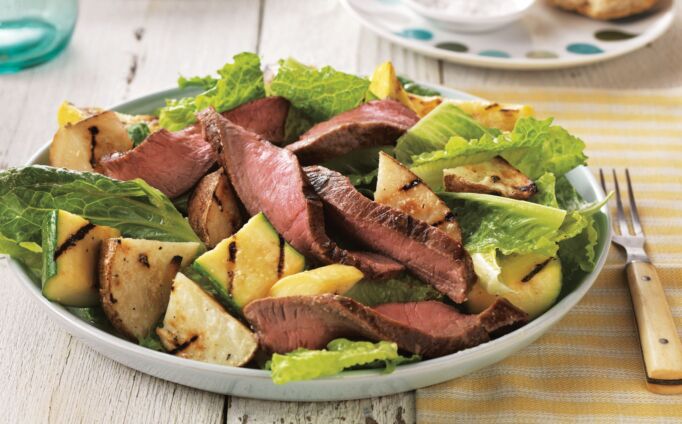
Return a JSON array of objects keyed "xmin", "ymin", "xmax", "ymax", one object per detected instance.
[{"xmin": 416, "ymin": 88, "xmax": 682, "ymax": 423}]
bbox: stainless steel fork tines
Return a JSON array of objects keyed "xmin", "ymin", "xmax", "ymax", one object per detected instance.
[{"xmin": 599, "ymin": 168, "xmax": 648, "ymax": 264}]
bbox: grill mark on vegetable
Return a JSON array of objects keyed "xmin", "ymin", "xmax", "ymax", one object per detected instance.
[
  {"xmin": 227, "ymin": 240, "xmax": 237, "ymax": 291},
  {"xmin": 170, "ymin": 255, "xmax": 183, "ymax": 266},
  {"xmin": 277, "ymin": 234, "xmax": 285, "ymax": 278},
  {"xmin": 168, "ymin": 334, "xmax": 198, "ymax": 355},
  {"xmin": 521, "ymin": 259, "xmax": 552, "ymax": 283},
  {"xmin": 490, "ymin": 175, "xmax": 501, "ymax": 183},
  {"xmin": 88, "ymin": 126, "xmax": 99, "ymax": 167},
  {"xmin": 138, "ymin": 253, "xmax": 150, "ymax": 267},
  {"xmin": 54, "ymin": 223, "xmax": 96, "ymax": 259},
  {"xmin": 431, "ymin": 212, "xmax": 457, "ymax": 227},
  {"xmin": 401, "ymin": 178, "xmax": 422, "ymax": 191},
  {"xmin": 485, "ymin": 102, "xmax": 499, "ymax": 110}
]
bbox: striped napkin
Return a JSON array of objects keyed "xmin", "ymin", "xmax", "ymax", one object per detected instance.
[{"xmin": 416, "ymin": 88, "xmax": 682, "ymax": 423}]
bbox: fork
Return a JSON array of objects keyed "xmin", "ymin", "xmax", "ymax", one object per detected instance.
[{"xmin": 601, "ymin": 169, "xmax": 682, "ymax": 394}]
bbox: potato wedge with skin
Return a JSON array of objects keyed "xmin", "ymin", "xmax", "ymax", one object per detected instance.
[
  {"xmin": 443, "ymin": 156, "xmax": 537, "ymax": 200},
  {"xmin": 375, "ymin": 151, "xmax": 462, "ymax": 242},
  {"xmin": 156, "ymin": 273, "xmax": 258, "ymax": 366},
  {"xmin": 450, "ymin": 100, "xmax": 534, "ymax": 132},
  {"xmin": 99, "ymin": 238, "xmax": 203, "ymax": 341},
  {"xmin": 188, "ymin": 169, "xmax": 243, "ymax": 248},
  {"xmin": 406, "ymin": 93, "xmax": 443, "ymax": 118},
  {"xmin": 50, "ymin": 111, "xmax": 133, "ymax": 172},
  {"xmin": 269, "ymin": 264, "xmax": 363, "ymax": 298}
]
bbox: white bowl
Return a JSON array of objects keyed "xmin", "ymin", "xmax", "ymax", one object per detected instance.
[
  {"xmin": 402, "ymin": 0, "xmax": 536, "ymax": 33},
  {"xmin": 8, "ymin": 83, "xmax": 611, "ymax": 401}
]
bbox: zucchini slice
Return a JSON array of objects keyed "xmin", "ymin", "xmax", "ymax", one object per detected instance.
[
  {"xmin": 193, "ymin": 212, "xmax": 305, "ymax": 310},
  {"xmin": 41, "ymin": 210, "xmax": 120, "ymax": 306},
  {"xmin": 99, "ymin": 238, "xmax": 203, "ymax": 341},
  {"xmin": 156, "ymin": 273, "xmax": 258, "ymax": 366}
]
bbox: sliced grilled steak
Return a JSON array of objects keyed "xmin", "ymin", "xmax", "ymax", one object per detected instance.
[
  {"xmin": 304, "ymin": 165, "xmax": 475, "ymax": 303},
  {"xmin": 286, "ymin": 100, "xmax": 419, "ymax": 164},
  {"xmin": 100, "ymin": 125, "xmax": 214, "ymax": 198},
  {"xmin": 373, "ymin": 299, "xmax": 527, "ymax": 339},
  {"xmin": 198, "ymin": 109, "xmax": 404, "ymax": 279},
  {"xmin": 243, "ymin": 295, "xmax": 527, "ymax": 358},
  {"xmin": 222, "ymin": 96, "xmax": 290, "ymax": 145}
]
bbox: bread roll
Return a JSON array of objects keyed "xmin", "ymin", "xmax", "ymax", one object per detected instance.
[{"xmin": 550, "ymin": 0, "xmax": 658, "ymax": 20}]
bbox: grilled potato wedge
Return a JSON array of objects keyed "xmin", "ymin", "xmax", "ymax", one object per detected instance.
[
  {"xmin": 269, "ymin": 264, "xmax": 363, "ymax": 298},
  {"xmin": 375, "ymin": 151, "xmax": 462, "ymax": 241},
  {"xmin": 99, "ymin": 238, "xmax": 203, "ymax": 341},
  {"xmin": 188, "ymin": 169, "xmax": 243, "ymax": 248},
  {"xmin": 443, "ymin": 156, "xmax": 537, "ymax": 200},
  {"xmin": 156, "ymin": 273, "xmax": 258, "ymax": 366},
  {"xmin": 41, "ymin": 210, "xmax": 120, "ymax": 307},
  {"xmin": 50, "ymin": 111, "xmax": 133, "ymax": 172},
  {"xmin": 451, "ymin": 100, "xmax": 534, "ymax": 132}
]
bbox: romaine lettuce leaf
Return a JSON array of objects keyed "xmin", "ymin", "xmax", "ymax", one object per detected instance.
[
  {"xmin": 127, "ymin": 122, "xmax": 150, "ymax": 147},
  {"xmin": 395, "ymin": 101, "xmax": 498, "ymax": 164},
  {"xmin": 0, "ymin": 166, "xmax": 201, "ymax": 248},
  {"xmin": 0, "ymin": 234, "xmax": 42, "ymax": 282},
  {"xmin": 407, "ymin": 117, "xmax": 587, "ymax": 190},
  {"xmin": 269, "ymin": 338, "xmax": 415, "ymax": 384},
  {"xmin": 344, "ymin": 273, "xmax": 443, "ymax": 306},
  {"xmin": 531, "ymin": 172, "xmax": 559, "ymax": 208},
  {"xmin": 159, "ymin": 52, "xmax": 265, "ymax": 131},
  {"xmin": 322, "ymin": 146, "xmax": 392, "ymax": 189},
  {"xmin": 440, "ymin": 191, "xmax": 567, "ymax": 256},
  {"xmin": 270, "ymin": 58, "xmax": 370, "ymax": 122}
]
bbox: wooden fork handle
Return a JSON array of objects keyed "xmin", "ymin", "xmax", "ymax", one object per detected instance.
[{"xmin": 626, "ymin": 261, "xmax": 682, "ymax": 394}]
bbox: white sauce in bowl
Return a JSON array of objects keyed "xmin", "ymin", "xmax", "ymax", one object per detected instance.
[{"xmin": 411, "ymin": 0, "xmax": 530, "ymax": 17}]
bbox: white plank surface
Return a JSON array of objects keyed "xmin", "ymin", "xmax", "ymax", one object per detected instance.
[{"xmin": 1, "ymin": 0, "xmax": 681, "ymax": 423}]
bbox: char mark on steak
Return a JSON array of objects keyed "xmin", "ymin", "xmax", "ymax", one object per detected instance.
[
  {"xmin": 304, "ymin": 165, "xmax": 475, "ymax": 303},
  {"xmin": 198, "ymin": 108, "xmax": 404, "ymax": 280},
  {"xmin": 286, "ymin": 100, "xmax": 419, "ymax": 165},
  {"xmin": 243, "ymin": 295, "xmax": 528, "ymax": 358}
]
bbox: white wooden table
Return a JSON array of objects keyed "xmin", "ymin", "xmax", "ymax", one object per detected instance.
[{"xmin": 1, "ymin": 1, "xmax": 680, "ymax": 422}]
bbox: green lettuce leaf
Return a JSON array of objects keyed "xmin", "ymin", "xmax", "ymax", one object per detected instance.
[
  {"xmin": 410, "ymin": 117, "xmax": 587, "ymax": 190},
  {"xmin": 344, "ymin": 273, "xmax": 443, "ymax": 306},
  {"xmin": 0, "ymin": 166, "xmax": 201, "ymax": 249},
  {"xmin": 159, "ymin": 52, "xmax": 265, "ymax": 131},
  {"xmin": 127, "ymin": 122, "xmax": 150, "ymax": 147},
  {"xmin": 395, "ymin": 101, "xmax": 498, "ymax": 164},
  {"xmin": 0, "ymin": 234, "xmax": 42, "ymax": 282},
  {"xmin": 270, "ymin": 58, "xmax": 370, "ymax": 122},
  {"xmin": 322, "ymin": 146, "xmax": 392, "ymax": 189},
  {"xmin": 440, "ymin": 191, "xmax": 567, "ymax": 256},
  {"xmin": 269, "ymin": 339, "xmax": 415, "ymax": 384},
  {"xmin": 556, "ymin": 177, "xmax": 610, "ymax": 274},
  {"xmin": 531, "ymin": 172, "xmax": 559, "ymax": 208}
]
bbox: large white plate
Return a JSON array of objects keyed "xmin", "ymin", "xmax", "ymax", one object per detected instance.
[
  {"xmin": 341, "ymin": 0, "xmax": 675, "ymax": 70},
  {"xmin": 9, "ymin": 84, "xmax": 611, "ymax": 401}
]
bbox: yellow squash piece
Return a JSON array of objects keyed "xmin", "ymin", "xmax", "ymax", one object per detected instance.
[
  {"xmin": 42, "ymin": 210, "xmax": 120, "ymax": 306},
  {"xmin": 369, "ymin": 61, "xmax": 416, "ymax": 113},
  {"xmin": 451, "ymin": 100, "xmax": 534, "ymax": 132},
  {"xmin": 268, "ymin": 264, "xmax": 364, "ymax": 298}
]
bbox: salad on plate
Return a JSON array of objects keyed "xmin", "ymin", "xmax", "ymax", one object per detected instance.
[{"xmin": 0, "ymin": 53, "xmax": 607, "ymax": 384}]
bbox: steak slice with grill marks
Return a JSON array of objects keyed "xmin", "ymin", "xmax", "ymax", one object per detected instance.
[
  {"xmin": 243, "ymin": 295, "xmax": 528, "ymax": 358},
  {"xmin": 304, "ymin": 165, "xmax": 475, "ymax": 303},
  {"xmin": 198, "ymin": 108, "xmax": 404, "ymax": 279},
  {"xmin": 286, "ymin": 100, "xmax": 419, "ymax": 164}
]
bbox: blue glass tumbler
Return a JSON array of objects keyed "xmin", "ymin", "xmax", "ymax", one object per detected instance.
[{"xmin": 0, "ymin": 0, "xmax": 78, "ymax": 73}]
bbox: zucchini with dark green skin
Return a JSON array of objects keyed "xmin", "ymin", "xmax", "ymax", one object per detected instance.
[
  {"xmin": 41, "ymin": 209, "xmax": 120, "ymax": 307},
  {"xmin": 192, "ymin": 212, "xmax": 305, "ymax": 312}
]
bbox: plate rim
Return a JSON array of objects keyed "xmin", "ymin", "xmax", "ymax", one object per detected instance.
[
  {"xmin": 9, "ymin": 83, "xmax": 612, "ymax": 395},
  {"xmin": 340, "ymin": 0, "xmax": 676, "ymax": 70}
]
